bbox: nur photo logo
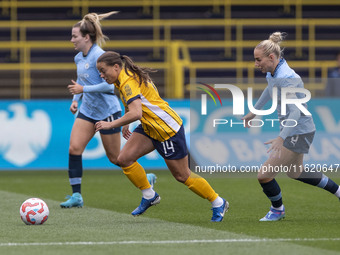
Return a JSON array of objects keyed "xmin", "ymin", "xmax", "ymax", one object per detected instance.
[
  {"xmin": 197, "ymin": 83, "xmax": 312, "ymax": 128},
  {"xmin": 197, "ymin": 82, "xmax": 222, "ymax": 115}
]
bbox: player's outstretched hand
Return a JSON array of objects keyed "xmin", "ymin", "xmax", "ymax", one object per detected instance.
[
  {"xmin": 95, "ymin": 121, "xmax": 113, "ymax": 132},
  {"xmin": 241, "ymin": 112, "xmax": 256, "ymax": 128},
  {"xmin": 265, "ymin": 136, "xmax": 284, "ymax": 158},
  {"xmin": 122, "ymin": 125, "xmax": 132, "ymax": 140},
  {"xmin": 68, "ymin": 80, "xmax": 83, "ymax": 95}
]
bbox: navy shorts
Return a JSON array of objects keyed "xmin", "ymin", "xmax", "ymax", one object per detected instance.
[
  {"xmin": 283, "ymin": 131, "xmax": 315, "ymax": 154},
  {"xmin": 77, "ymin": 111, "xmax": 121, "ymax": 134},
  {"xmin": 134, "ymin": 124, "xmax": 188, "ymax": 160}
]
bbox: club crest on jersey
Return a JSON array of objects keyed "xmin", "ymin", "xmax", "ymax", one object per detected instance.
[
  {"xmin": 124, "ymin": 84, "xmax": 132, "ymax": 97},
  {"xmin": 84, "ymin": 63, "xmax": 89, "ymax": 69}
]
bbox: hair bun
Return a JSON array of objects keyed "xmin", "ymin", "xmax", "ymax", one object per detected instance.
[{"xmin": 269, "ymin": 32, "xmax": 287, "ymax": 44}]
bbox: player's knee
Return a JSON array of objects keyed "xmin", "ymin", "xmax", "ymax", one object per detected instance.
[
  {"xmin": 173, "ymin": 173, "xmax": 188, "ymax": 183},
  {"xmin": 69, "ymin": 145, "xmax": 83, "ymax": 155},
  {"xmin": 117, "ymin": 154, "xmax": 132, "ymax": 168},
  {"xmin": 116, "ymin": 155, "xmax": 125, "ymax": 167},
  {"xmin": 109, "ymin": 157, "xmax": 118, "ymax": 166},
  {"xmin": 107, "ymin": 154, "xmax": 119, "ymax": 165},
  {"xmin": 257, "ymin": 175, "xmax": 273, "ymax": 184},
  {"xmin": 286, "ymin": 171, "xmax": 299, "ymax": 179},
  {"xmin": 257, "ymin": 172, "xmax": 264, "ymax": 181}
]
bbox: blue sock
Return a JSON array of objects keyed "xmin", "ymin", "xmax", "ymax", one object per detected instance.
[
  {"xmin": 68, "ymin": 154, "xmax": 82, "ymax": 194},
  {"xmin": 297, "ymin": 172, "xmax": 339, "ymax": 194},
  {"xmin": 296, "ymin": 170, "xmax": 323, "ymax": 186},
  {"xmin": 317, "ymin": 175, "xmax": 339, "ymax": 194},
  {"xmin": 260, "ymin": 179, "xmax": 283, "ymax": 208}
]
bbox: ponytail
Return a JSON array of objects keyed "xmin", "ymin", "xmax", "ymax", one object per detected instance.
[
  {"xmin": 97, "ymin": 51, "xmax": 157, "ymax": 87},
  {"xmin": 74, "ymin": 11, "xmax": 118, "ymax": 46}
]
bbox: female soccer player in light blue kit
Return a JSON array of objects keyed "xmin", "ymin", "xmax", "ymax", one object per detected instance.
[
  {"xmin": 243, "ymin": 32, "xmax": 340, "ymax": 221},
  {"xmin": 62, "ymin": 11, "xmax": 156, "ymax": 208}
]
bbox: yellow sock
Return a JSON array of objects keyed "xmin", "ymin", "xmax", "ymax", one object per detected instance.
[
  {"xmin": 122, "ymin": 162, "xmax": 151, "ymax": 190},
  {"xmin": 184, "ymin": 172, "xmax": 218, "ymax": 202}
]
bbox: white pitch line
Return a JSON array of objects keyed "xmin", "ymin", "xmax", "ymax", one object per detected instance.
[{"xmin": 1, "ymin": 238, "xmax": 340, "ymax": 247}]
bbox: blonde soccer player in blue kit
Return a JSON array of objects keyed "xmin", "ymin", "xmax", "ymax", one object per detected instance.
[
  {"xmin": 63, "ymin": 12, "xmax": 156, "ymax": 208},
  {"xmin": 70, "ymin": 51, "xmax": 229, "ymax": 221},
  {"xmin": 243, "ymin": 32, "xmax": 340, "ymax": 221}
]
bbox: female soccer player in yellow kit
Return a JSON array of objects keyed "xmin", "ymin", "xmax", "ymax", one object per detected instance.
[{"xmin": 94, "ymin": 51, "xmax": 228, "ymax": 221}]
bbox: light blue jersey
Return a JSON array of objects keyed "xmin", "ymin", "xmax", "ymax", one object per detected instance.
[
  {"xmin": 72, "ymin": 44, "xmax": 121, "ymax": 120},
  {"xmin": 254, "ymin": 58, "xmax": 315, "ymax": 139}
]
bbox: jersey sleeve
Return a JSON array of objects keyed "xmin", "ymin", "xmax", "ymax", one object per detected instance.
[
  {"xmin": 279, "ymin": 104, "xmax": 301, "ymax": 140},
  {"xmin": 72, "ymin": 94, "xmax": 82, "ymax": 102},
  {"xmin": 254, "ymin": 86, "xmax": 271, "ymax": 110},
  {"xmin": 120, "ymin": 78, "xmax": 141, "ymax": 105},
  {"xmin": 278, "ymin": 79, "xmax": 303, "ymax": 139},
  {"xmin": 83, "ymin": 82, "xmax": 115, "ymax": 93}
]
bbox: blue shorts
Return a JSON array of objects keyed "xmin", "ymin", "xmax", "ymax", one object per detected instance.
[
  {"xmin": 134, "ymin": 124, "xmax": 188, "ymax": 160},
  {"xmin": 77, "ymin": 111, "xmax": 121, "ymax": 134},
  {"xmin": 283, "ymin": 131, "xmax": 315, "ymax": 154}
]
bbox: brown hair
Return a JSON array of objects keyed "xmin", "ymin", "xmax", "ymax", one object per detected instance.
[
  {"xmin": 97, "ymin": 51, "xmax": 157, "ymax": 87},
  {"xmin": 255, "ymin": 31, "xmax": 287, "ymax": 58},
  {"xmin": 73, "ymin": 11, "xmax": 118, "ymax": 46}
]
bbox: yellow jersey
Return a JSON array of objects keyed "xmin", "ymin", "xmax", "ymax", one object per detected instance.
[{"xmin": 114, "ymin": 69, "xmax": 183, "ymax": 142}]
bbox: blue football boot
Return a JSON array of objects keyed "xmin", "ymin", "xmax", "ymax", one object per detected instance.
[
  {"xmin": 146, "ymin": 173, "xmax": 157, "ymax": 188},
  {"xmin": 259, "ymin": 206, "xmax": 285, "ymax": 221},
  {"xmin": 211, "ymin": 198, "xmax": 229, "ymax": 222},
  {"xmin": 60, "ymin": 192, "xmax": 84, "ymax": 208},
  {"xmin": 131, "ymin": 192, "xmax": 160, "ymax": 216}
]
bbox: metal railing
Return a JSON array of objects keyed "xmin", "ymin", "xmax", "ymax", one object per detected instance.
[
  {"xmin": 1, "ymin": 0, "xmax": 340, "ymax": 98},
  {"xmin": 0, "ymin": 39, "xmax": 337, "ymax": 99},
  {"xmin": 2, "ymin": 18, "xmax": 340, "ymax": 59},
  {"xmin": 2, "ymin": 0, "xmax": 340, "ymax": 19}
]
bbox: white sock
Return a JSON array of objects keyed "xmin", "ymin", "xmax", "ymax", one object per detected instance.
[
  {"xmin": 272, "ymin": 205, "xmax": 284, "ymax": 211},
  {"xmin": 335, "ymin": 187, "xmax": 340, "ymax": 198},
  {"xmin": 142, "ymin": 187, "xmax": 155, "ymax": 199},
  {"xmin": 211, "ymin": 196, "xmax": 224, "ymax": 208}
]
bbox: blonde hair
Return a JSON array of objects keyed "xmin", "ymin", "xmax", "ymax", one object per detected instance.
[
  {"xmin": 74, "ymin": 11, "xmax": 118, "ymax": 46},
  {"xmin": 255, "ymin": 32, "xmax": 287, "ymax": 58}
]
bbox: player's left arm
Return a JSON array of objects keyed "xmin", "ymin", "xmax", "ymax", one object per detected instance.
[
  {"xmin": 266, "ymin": 104, "xmax": 301, "ymax": 158},
  {"xmin": 68, "ymin": 80, "xmax": 114, "ymax": 94},
  {"xmin": 95, "ymin": 99, "xmax": 142, "ymax": 131},
  {"xmin": 266, "ymin": 86, "xmax": 302, "ymax": 158},
  {"xmin": 70, "ymin": 77, "xmax": 83, "ymax": 100},
  {"xmin": 122, "ymin": 106, "xmax": 132, "ymax": 140},
  {"xmin": 278, "ymin": 80, "xmax": 302, "ymax": 140}
]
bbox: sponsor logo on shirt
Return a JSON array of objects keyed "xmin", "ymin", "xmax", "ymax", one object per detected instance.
[{"xmin": 124, "ymin": 84, "xmax": 132, "ymax": 97}]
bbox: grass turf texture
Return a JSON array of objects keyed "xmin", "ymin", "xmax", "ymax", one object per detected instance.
[{"xmin": 0, "ymin": 170, "xmax": 339, "ymax": 255}]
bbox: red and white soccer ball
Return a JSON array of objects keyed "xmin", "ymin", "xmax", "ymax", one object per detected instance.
[{"xmin": 19, "ymin": 198, "xmax": 49, "ymax": 225}]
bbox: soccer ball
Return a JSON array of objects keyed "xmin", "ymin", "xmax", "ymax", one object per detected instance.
[{"xmin": 19, "ymin": 198, "xmax": 49, "ymax": 225}]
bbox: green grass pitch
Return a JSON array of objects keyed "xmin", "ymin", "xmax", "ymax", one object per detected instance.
[{"xmin": 0, "ymin": 170, "xmax": 339, "ymax": 255}]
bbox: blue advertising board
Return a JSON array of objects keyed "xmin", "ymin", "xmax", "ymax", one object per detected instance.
[
  {"xmin": 190, "ymin": 98, "xmax": 340, "ymax": 170},
  {"xmin": 0, "ymin": 99, "xmax": 339, "ymax": 170},
  {"xmin": 0, "ymin": 99, "xmax": 189, "ymax": 170}
]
